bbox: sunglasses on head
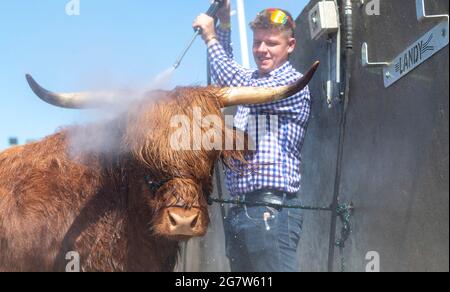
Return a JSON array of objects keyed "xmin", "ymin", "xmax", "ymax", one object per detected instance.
[{"xmin": 261, "ymin": 8, "xmax": 295, "ymax": 29}]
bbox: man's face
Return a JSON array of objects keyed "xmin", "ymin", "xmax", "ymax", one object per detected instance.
[{"xmin": 252, "ymin": 28, "xmax": 296, "ymax": 76}]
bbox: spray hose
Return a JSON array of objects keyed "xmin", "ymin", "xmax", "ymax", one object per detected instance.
[{"xmin": 173, "ymin": 0, "xmax": 225, "ymax": 69}]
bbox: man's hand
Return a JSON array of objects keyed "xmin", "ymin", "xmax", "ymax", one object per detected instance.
[{"xmin": 193, "ymin": 13, "xmax": 217, "ymax": 44}]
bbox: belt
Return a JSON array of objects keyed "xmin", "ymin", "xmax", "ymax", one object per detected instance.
[{"xmin": 236, "ymin": 189, "xmax": 298, "ymax": 210}]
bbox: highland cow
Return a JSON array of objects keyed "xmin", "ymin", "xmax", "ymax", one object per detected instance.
[{"xmin": 0, "ymin": 62, "xmax": 318, "ymax": 272}]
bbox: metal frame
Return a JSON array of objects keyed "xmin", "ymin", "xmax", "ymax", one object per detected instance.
[{"xmin": 416, "ymin": 0, "xmax": 449, "ymax": 22}]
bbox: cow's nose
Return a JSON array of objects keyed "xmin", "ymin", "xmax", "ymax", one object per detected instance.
[{"xmin": 167, "ymin": 211, "xmax": 200, "ymax": 235}]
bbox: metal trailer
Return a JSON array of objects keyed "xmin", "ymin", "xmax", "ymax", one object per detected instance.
[{"xmin": 178, "ymin": 0, "xmax": 449, "ymax": 272}]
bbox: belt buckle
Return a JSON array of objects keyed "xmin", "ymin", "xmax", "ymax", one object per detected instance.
[{"xmin": 260, "ymin": 193, "xmax": 284, "ymax": 211}]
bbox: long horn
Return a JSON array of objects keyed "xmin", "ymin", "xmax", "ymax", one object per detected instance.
[
  {"xmin": 218, "ymin": 61, "xmax": 319, "ymax": 107},
  {"xmin": 25, "ymin": 74, "xmax": 129, "ymax": 109}
]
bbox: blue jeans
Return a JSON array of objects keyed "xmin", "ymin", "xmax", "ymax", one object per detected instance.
[{"xmin": 224, "ymin": 196, "xmax": 304, "ymax": 272}]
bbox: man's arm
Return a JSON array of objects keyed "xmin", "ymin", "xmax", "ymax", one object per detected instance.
[
  {"xmin": 193, "ymin": 1, "xmax": 252, "ymax": 87},
  {"xmin": 207, "ymin": 40, "xmax": 252, "ymax": 87},
  {"xmin": 216, "ymin": 27, "xmax": 233, "ymax": 59}
]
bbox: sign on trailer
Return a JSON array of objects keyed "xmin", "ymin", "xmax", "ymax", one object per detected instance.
[{"xmin": 384, "ymin": 20, "xmax": 449, "ymax": 88}]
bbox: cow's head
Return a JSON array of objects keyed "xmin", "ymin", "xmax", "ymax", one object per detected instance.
[
  {"xmin": 145, "ymin": 177, "xmax": 211, "ymax": 241},
  {"xmin": 25, "ymin": 61, "xmax": 319, "ymax": 241}
]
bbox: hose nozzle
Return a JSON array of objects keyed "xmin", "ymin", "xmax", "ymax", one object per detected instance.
[{"xmin": 172, "ymin": 0, "xmax": 225, "ymax": 70}]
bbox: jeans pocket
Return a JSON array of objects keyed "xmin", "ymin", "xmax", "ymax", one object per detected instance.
[{"xmin": 242, "ymin": 206, "xmax": 280, "ymax": 253}]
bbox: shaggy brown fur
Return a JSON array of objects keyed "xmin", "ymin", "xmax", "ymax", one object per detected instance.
[{"xmin": 0, "ymin": 86, "xmax": 248, "ymax": 272}]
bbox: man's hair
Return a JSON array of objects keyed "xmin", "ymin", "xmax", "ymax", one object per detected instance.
[{"xmin": 250, "ymin": 8, "xmax": 296, "ymax": 38}]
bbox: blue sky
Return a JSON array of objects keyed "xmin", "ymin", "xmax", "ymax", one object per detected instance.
[{"xmin": 0, "ymin": 0, "xmax": 308, "ymax": 150}]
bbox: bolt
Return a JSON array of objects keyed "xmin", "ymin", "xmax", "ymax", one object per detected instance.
[{"xmin": 442, "ymin": 29, "xmax": 447, "ymax": 38}]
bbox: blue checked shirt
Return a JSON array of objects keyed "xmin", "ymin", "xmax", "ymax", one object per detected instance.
[{"xmin": 208, "ymin": 28, "xmax": 311, "ymax": 197}]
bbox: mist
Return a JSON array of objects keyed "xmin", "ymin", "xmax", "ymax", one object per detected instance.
[{"xmin": 67, "ymin": 67, "xmax": 176, "ymax": 160}]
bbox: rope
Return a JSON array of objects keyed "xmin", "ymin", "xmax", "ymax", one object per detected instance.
[
  {"xmin": 207, "ymin": 196, "xmax": 354, "ymax": 272},
  {"xmin": 335, "ymin": 202, "xmax": 354, "ymax": 272}
]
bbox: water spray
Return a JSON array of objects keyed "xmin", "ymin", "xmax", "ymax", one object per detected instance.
[{"xmin": 173, "ymin": 0, "xmax": 224, "ymax": 70}]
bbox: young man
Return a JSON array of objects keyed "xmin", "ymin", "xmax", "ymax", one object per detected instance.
[{"xmin": 193, "ymin": 1, "xmax": 310, "ymax": 272}]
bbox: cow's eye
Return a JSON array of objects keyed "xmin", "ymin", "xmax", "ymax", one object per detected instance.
[
  {"xmin": 144, "ymin": 176, "xmax": 170, "ymax": 193},
  {"xmin": 147, "ymin": 182, "xmax": 162, "ymax": 192}
]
